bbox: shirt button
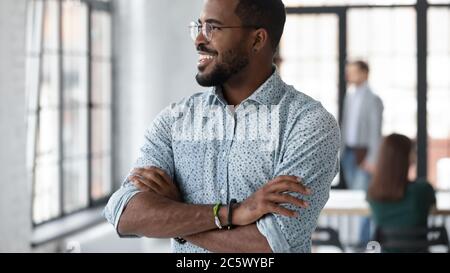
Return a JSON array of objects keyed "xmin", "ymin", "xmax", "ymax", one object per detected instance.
[{"xmin": 220, "ymin": 189, "xmax": 226, "ymax": 195}]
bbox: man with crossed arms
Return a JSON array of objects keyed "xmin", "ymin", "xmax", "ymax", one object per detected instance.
[{"xmin": 104, "ymin": 0, "xmax": 340, "ymax": 253}]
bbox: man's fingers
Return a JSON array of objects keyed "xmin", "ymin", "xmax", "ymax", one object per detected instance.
[
  {"xmin": 130, "ymin": 176, "xmax": 152, "ymax": 191},
  {"xmin": 130, "ymin": 176, "xmax": 150, "ymax": 189},
  {"xmin": 266, "ymin": 203, "xmax": 298, "ymax": 218},
  {"xmin": 130, "ymin": 175, "xmax": 160, "ymax": 192},
  {"xmin": 132, "ymin": 168, "xmax": 166, "ymax": 188},
  {"xmin": 133, "ymin": 181, "xmax": 151, "ymax": 192},
  {"xmin": 149, "ymin": 167, "xmax": 173, "ymax": 184},
  {"xmin": 134, "ymin": 167, "xmax": 173, "ymax": 185},
  {"xmin": 268, "ymin": 180, "xmax": 311, "ymax": 195},
  {"xmin": 270, "ymin": 175, "xmax": 300, "ymax": 185},
  {"xmin": 268, "ymin": 193, "xmax": 309, "ymax": 208},
  {"xmin": 130, "ymin": 172, "xmax": 160, "ymax": 189},
  {"xmin": 147, "ymin": 172, "xmax": 167, "ymax": 189}
]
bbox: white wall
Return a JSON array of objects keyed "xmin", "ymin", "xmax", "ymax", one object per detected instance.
[
  {"xmin": 0, "ymin": 0, "xmax": 30, "ymax": 252},
  {"xmin": 113, "ymin": 0, "xmax": 206, "ymax": 187}
]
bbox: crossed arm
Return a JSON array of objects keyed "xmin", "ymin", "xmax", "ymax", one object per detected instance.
[{"xmin": 117, "ymin": 167, "xmax": 310, "ymax": 253}]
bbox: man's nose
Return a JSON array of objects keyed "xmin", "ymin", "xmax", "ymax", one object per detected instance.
[{"xmin": 194, "ymin": 30, "xmax": 208, "ymax": 48}]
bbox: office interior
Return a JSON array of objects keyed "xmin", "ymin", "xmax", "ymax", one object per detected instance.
[{"xmin": 0, "ymin": 0, "xmax": 449, "ymax": 253}]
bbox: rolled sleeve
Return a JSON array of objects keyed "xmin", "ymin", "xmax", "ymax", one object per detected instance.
[
  {"xmin": 102, "ymin": 180, "xmax": 140, "ymax": 237},
  {"xmin": 256, "ymin": 214, "xmax": 292, "ymax": 252}
]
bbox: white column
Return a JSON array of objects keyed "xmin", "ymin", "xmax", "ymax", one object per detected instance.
[{"xmin": 0, "ymin": 0, "xmax": 30, "ymax": 252}]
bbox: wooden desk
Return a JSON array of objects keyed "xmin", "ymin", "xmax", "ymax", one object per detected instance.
[{"xmin": 322, "ymin": 190, "xmax": 450, "ymax": 216}]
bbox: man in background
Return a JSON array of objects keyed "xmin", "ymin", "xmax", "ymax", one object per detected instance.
[
  {"xmin": 341, "ymin": 60, "xmax": 383, "ymax": 191},
  {"xmin": 341, "ymin": 60, "xmax": 383, "ymax": 246}
]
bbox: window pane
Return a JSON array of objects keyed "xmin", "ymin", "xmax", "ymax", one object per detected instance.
[
  {"xmin": 33, "ymin": 159, "xmax": 60, "ymax": 224},
  {"xmin": 43, "ymin": 0, "xmax": 59, "ymax": 51},
  {"xmin": 428, "ymin": 8, "xmax": 450, "ymax": 190},
  {"xmin": 40, "ymin": 54, "xmax": 60, "ymax": 108},
  {"xmin": 348, "ymin": 8, "xmax": 417, "ymax": 139},
  {"xmin": 62, "ymin": 0, "xmax": 88, "ymax": 53},
  {"xmin": 37, "ymin": 109, "xmax": 60, "ymax": 160},
  {"xmin": 92, "ymin": 108, "xmax": 111, "ymax": 155},
  {"xmin": 62, "ymin": 107, "xmax": 88, "ymax": 213},
  {"xmin": 284, "ymin": 0, "xmax": 416, "ymax": 7},
  {"xmin": 63, "ymin": 108, "xmax": 88, "ymax": 158},
  {"xmin": 91, "ymin": 11, "xmax": 111, "ymax": 58},
  {"xmin": 33, "ymin": 109, "xmax": 61, "ymax": 224},
  {"xmin": 63, "ymin": 56, "xmax": 88, "ymax": 107},
  {"xmin": 91, "ymin": 61, "xmax": 111, "ymax": 106},
  {"xmin": 63, "ymin": 159, "xmax": 88, "ymax": 213},
  {"xmin": 280, "ymin": 14, "xmax": 339, "ymax": 119},
  {"xmin": 91, "ymin": 156, "xmax": 112, "ymax": 200}
]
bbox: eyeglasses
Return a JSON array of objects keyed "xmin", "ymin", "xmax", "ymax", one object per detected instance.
[{"xmin": 189, "ymin": 21, "xmax": 259, "ymax": 42}]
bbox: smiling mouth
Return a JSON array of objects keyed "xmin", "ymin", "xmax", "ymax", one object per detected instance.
[{"xmin": 197, "ymin": 52, "xmax": 216, "ymax": 70}]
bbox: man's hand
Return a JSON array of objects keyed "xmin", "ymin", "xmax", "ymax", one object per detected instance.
[
  {"xmin": 232, "ymin": 175, "xmax": 311, "ymax": 226},
  {"xmin": 129, "ymin": 167, "xmax": 182, "ymax": 202},
  {"xmin": 360, "ymin": 160, "xmax": 375, "ymax": 174}
]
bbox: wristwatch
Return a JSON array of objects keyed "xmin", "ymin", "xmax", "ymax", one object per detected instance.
[{"xmin": 227, "ymin": 199, "xmax": 237, "ymax": 230}]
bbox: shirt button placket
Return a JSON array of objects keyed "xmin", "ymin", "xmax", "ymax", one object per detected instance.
[{"xmin": 219, "ymin": 109, "xmax": 235, "ymax": 203}]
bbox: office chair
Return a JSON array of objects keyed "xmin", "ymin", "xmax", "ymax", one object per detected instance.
[
  {"xmin": 374, "ymin": 226, "xmax": 450, "ymax": 253},
  {"xmin": 312, "ymin": 227, "xmax": 345, "ymax": 252}
]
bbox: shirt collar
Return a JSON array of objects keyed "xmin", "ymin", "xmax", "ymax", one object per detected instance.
[
  {"xmin": 209, "ymin": 66, "xmax": 285, "ymax": 106},
  {"xmin": 355, "ymin": 81, "xmax": 369, "ymax": 93}
]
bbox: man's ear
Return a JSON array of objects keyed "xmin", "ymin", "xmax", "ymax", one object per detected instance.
[{"xmin": 252, "ymin": 28, "xmax": 269, "ymax": 53}]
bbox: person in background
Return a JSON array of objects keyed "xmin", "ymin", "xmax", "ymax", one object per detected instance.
[
  {"xmin": 341, "ymin": 60, "xmax": 383, "ymax": 247},
  {"xmin": 341, "ymin": 60, "xmax": 383, "ymax": 191},
  {"xmin": 368, "ymin": 134, "xmax": 436, "ymax": 246}
]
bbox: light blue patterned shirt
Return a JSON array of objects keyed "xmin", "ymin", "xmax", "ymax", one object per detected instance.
[{"xmin": 103, "ymin": 70, "xmax": 341, "ymax": 253}]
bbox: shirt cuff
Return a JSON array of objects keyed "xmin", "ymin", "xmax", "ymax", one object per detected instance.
[
  {"xmin": 256, "ymin": 214, "xmax": 292, "ymax": 253},
  {"xmin": 102, "ymin": 183, "xmax": 141, "ymax": 238}
]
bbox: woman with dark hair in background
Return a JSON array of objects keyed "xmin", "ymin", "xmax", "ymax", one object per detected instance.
[{"xmin": 368, "ymin": 134, "xmax": 436, "ymax": 252}]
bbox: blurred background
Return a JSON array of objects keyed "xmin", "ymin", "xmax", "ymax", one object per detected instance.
[{"xmin": 0, "ymin": 0, "xmax": 449, "ymax": 253}]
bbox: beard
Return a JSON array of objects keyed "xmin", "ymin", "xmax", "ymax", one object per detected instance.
[{"xmin": 195, "ymin": 48, "xmax": 249, "ymax": 87}]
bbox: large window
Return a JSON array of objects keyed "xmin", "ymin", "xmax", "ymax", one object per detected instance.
[
  {"xmin": 280, "ymin": 14, "xmax": 339, "ymax": 119},
  {"xmin": 280, "ymin": 1, "xmax": 450, "ymax": 187},
  {"xmin": 348, "ymin": 8, "xmax": 417, "ymax": 139},
  {"xmin": 26, "ymin": 0, "xmax": 112, "ymax": 225}
]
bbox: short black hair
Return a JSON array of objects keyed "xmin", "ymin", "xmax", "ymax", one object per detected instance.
[
  {"xmin": 350, "ymin": 60, "xmax": 370, "ymax": 74},
  {"xmin": 234, "ymin": 0, "xmax": 286, "ymax": 52}
]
